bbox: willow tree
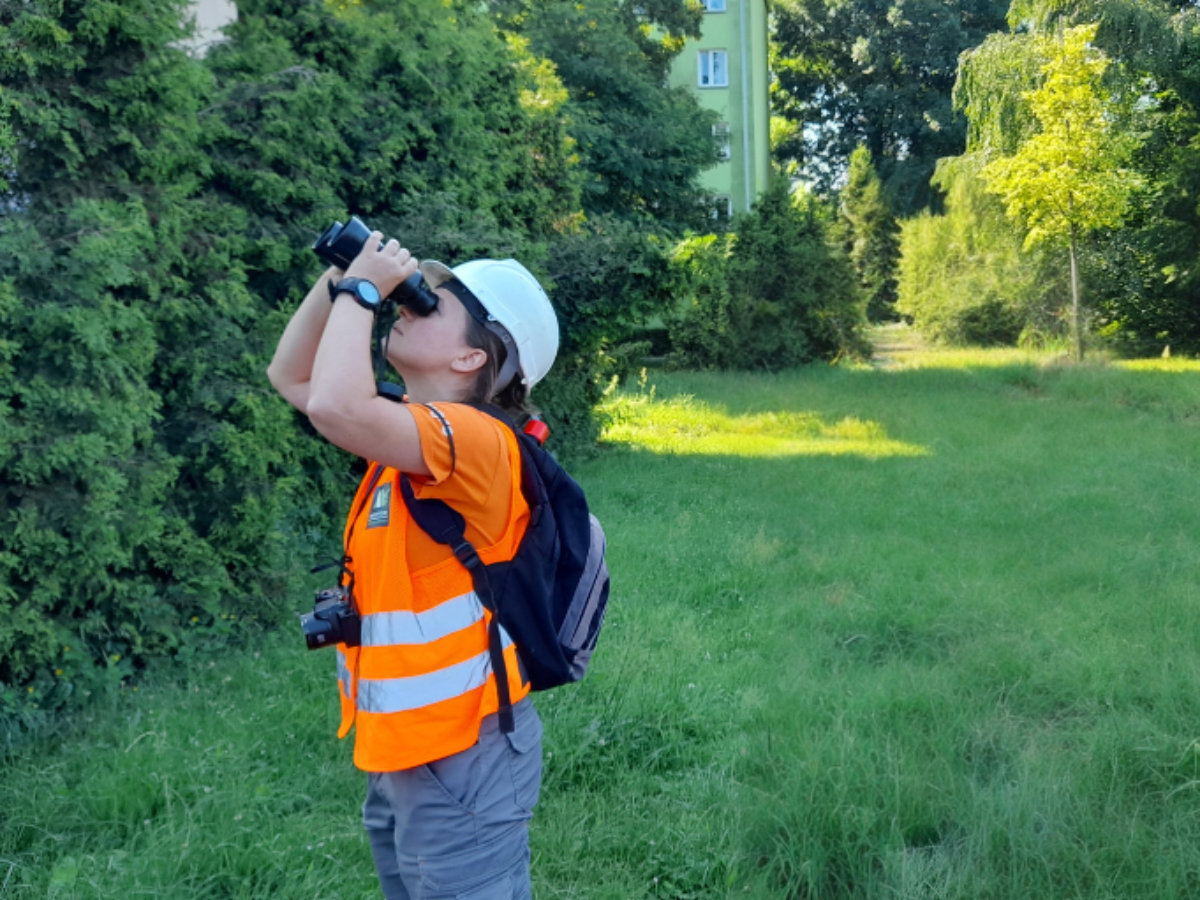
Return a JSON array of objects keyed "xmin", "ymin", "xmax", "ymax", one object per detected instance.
[{"xmin": 978, "ymin": 23, "xmax": 1141, "ymax": 361}]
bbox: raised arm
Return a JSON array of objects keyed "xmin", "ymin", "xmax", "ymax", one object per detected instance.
[
  {"xmin": 306, "ymin": 233, "xmax": 432, "ymax": 476},
  {"xmin": 266, "ymin": 265, "xmax": 344, "ymax": 412}
]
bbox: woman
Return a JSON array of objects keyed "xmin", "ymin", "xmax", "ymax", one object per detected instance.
[{"xmin": 267, "ymin": 232, "xmax": 559, "ymax": 899}]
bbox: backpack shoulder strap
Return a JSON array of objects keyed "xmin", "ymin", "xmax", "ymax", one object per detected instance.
[{"xmin": 398, "ymin": 474, "xmax": 515, "ymax": 734}]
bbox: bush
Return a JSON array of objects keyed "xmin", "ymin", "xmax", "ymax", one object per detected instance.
[
  {"xmin": 667, "ymin": 234, "xmax": 734, "ymax": 369},
  {"xmin": 0, "ymin": 0, "xmax": 695, "ymax": 714},
  {"xmin": 539, "ymin": 216, "xmax": 677, "ymax": 454},
  {"xmin": 837, "ymin": 146, "xmax": 901, "ymax": 323},
  {"xmin": 897, "ymin": 160, "xmax": 1064, "ymax": 346},
  {"xmin": 0, "ymin": 1, "xmax": 223, "ymax": 712},
  {"xmin": 670, "ymin": 178, "xmax": 868, "ymax": 370}
]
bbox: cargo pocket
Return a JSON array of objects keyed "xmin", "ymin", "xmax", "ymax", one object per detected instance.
[
  {"xmin": 504, "ymin": 705, "xmax": 543, "ymax": 815},
  {"xmin": 418, "ymin": 823, "xmax": 528, "ymax": 899}
]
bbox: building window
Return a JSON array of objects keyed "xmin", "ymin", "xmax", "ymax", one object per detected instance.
[
  {"xmin": 698, "ymin": 50, "xmax": 729, "ymax": 88},
  {"xmin": 712, "ymin": 195, "xmax": 733, "ymax": 220},
  {"xmin": 705, "ymin": 0, "xmax": 727, "ymax": 11},
  {"xmin": 713, "ymin": 122, "xmax": 732, "ymax": 161}
]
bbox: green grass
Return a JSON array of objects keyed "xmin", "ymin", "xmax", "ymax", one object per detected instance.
[{"xmin": 5, "ymin": 352, "xmax": 1200, "ymax": 898}]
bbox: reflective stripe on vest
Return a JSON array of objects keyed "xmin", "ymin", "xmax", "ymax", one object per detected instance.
[
  {"xmin": 355, "ymin": 627, "xmax": 515, "ymax": 715},
  {"xmin": 360, "ymin": 591, "xmax": 483, "ymax": 647},
  {"xmin": 337, "ymin": 648, "xmax": 351, "ymax": 696}
]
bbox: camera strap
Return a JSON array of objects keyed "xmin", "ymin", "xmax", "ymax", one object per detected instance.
[{"xmin": 374, "ymin": 304, "xmax": 407, "ymax": 403}]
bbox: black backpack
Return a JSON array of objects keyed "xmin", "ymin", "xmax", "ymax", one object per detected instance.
[{"xmin": 399, "ymin": 405, "xmax": 609, "ymax": 733}]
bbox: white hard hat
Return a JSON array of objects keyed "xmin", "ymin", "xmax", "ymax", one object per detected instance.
[{"xmin": 419, "ymin": 258, "xmax": 559, "ymax": 390}]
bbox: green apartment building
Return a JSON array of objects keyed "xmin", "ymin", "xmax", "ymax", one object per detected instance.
[{"xmin": 668, "ymin": 0, "xmax": 772, "ymax": 215}]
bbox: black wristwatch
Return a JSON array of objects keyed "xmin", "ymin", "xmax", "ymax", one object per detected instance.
[{"xmin": 330, "ymin": 277, "xmax": 383, "ymax": 313}]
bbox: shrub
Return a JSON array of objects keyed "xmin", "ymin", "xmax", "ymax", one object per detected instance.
[
  {"xmin": 0, "ymin": 0, "xmax": 677, "ymax": 715},
  {"xmin": 897, "ymin": 160, "xmax": 1064, "ymax": 346},
  {"xmin": 837, "ymin": 146, "xmax": 901, "ymax": 323},
  {"xmin": 667, "ymin": 234, "xmax": 734, "ymax": 370},
  {"xmin": 539, "ymin": 216, "xmax": 677, "ymax": 454},
  {"xmin": 670, "ymin": 178, "xmax": 868, "ymax": 370},
  {"xmin": 0, "ymin": 0, "xmax": 220, "ymax": 713}
]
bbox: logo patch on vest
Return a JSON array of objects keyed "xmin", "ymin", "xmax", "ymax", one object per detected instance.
[{"xmin": 367, "ymin": 483, "xmax": 391, "ymax": 529}]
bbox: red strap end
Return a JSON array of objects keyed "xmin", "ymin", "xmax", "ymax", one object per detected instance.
[{"xmin": 523, "ymin": 419, "xmax": 550, "ymax": 446}]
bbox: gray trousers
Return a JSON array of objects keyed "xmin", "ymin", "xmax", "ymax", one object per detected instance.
[{"xmin": 363, "ymin": 698, "xmax": 543, "ymax": 900}]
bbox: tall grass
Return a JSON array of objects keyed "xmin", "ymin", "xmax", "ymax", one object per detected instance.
[{"xmin": 4, "ymin": 353, "xmax": 1200, "ymax": 898}]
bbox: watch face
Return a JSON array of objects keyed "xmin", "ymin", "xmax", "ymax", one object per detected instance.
[{"xmin": 359, "ymin": 281, "xmax": 381, "ymax": 305}]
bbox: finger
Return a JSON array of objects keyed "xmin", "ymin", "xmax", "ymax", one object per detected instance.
[
  {"xmin": 383, "ymin": 238, "xmax": 401, "ymax": 256},
  {"xmin": 394, "ymin": 248, "xmax": 412, "ymax": 266},
  {"xmin": 369, "ymin": 230, "xmax": 385, "ymax": 252}
]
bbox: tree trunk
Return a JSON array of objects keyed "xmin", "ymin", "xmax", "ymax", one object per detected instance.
[{"xmin": 1069, "ymin": 227, "xmax": 1083, "ymax": 362}]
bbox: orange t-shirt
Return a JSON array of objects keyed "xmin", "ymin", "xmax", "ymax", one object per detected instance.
[{"xmin": 338, "ymin": 402, "xmax": 530, "ymax": 771}]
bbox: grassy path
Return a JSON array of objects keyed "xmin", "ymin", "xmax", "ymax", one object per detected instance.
[
  {"xmin": 4, "ymin": 354, "xmax": 1200, "ymax": 898},
  {"xmin": 866, "ymin": 322, "xmax": 931, "ymax": 369}
]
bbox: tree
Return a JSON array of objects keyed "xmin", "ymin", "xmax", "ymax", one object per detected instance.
[
  {"xmin": 941, "ymin": 0, "xmax": 1200, "ymax": 355},
  {"xmin": 492, "ymin": 0, "xmax": 719, "ymax": 229},
  {"xmin": 670, "ymin": 178, "xmax": 868, "ymax": 369},
  {"xmin": 0, "ymin": 0, "xmax": 599, "ymax": 709},
  {"xmin": 979, "ymin": 23, "xmax": 1143, "ymax": 361},
  {"xmin": 838, "ymin": 146, "xmax": 900, "ymax": 322},
  {"xmin": 0, "ymin": 0, "xmax": 216, "ymax": 707},
  {"xmin": 771, "ymin": 0, "xmax": 1009, "ymax": 214},
  {"xmin": 897, "ymin": 157, "xmax": 1064, "ymax": 345}
]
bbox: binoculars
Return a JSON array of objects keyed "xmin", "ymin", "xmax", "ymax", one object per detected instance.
[{"xmin": 312, "ymin": 216, "xmax": 439, "ymax": 315}]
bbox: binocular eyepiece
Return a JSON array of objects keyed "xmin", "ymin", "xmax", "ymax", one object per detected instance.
[{"xmin": 312, "ymin": 216, "xmax": 439, "ymax": 316}]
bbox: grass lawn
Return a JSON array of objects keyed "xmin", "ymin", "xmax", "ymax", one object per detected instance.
[{"xmin": 4, "ymin": 350, "xmax": 1200, "ymax": 898}]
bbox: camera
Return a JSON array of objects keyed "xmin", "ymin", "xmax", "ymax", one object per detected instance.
[
  {"xmin": 299, "ymin": 584, "xmax": 362, "ymax": 650},
  {"xmin": 312, "ymin": 216, "xmax": 439, "ymax": 315}
]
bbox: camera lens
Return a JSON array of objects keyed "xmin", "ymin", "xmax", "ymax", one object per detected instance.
[{"xmin": 300, "ymin": 610, "xmax": 337, "ymax": 649}]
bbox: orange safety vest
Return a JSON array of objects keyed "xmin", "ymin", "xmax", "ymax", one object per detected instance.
[{"xmin": 334, "ymin": 422, "xmax": 530, "ymax": 772}]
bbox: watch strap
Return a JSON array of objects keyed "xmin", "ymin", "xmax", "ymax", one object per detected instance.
[{"xmin": 330, "ymin": 277, "xmax": 382, "ymax": 312}]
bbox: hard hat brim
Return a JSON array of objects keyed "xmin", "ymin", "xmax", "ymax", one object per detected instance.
[{"xmin": 419, "ymin": 260, "xmax": 457, "ymax": 290}]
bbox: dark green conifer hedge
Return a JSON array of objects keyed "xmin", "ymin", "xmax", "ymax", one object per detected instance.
[
  {"xmin": 0, "ymin": 0, "xmax": 709, "ymax": 715},
  {"xmin": 670, "ymin": 179, "xmax": 868, "ymax": 370}
]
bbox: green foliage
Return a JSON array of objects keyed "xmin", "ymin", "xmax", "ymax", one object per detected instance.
[
  {"xmin": 0, "ymin": 0, "xmax": 677, "ymax": 711},
  {"xmin": 538, "ymin": 216, "xmax": 678, "ymax": 452},
  {"xmin": 943, "ymin": 0, "xmax": 1200, "ymax": 355},
  {"xmin": 979, "ymin": 25, "xmax": 1143, "ymax": 252},
  {"xmin": 667, "ymin": 233, "xmax": 734, "ymax": 370},
  {"xmin": 771, "ymin": 0, "xmax": 1010, "ymax": 214},
  {"xmin": 954, "ymin": 32, "xmax": 1049, "ymax": 158},
  {"xmin": 897, "ymin": 160, "xmax": 1064, "ymax": 345},
  {"xmin": 493, "ymin": 0, "xmax": 719, "ymax": 230},
  {"xmin": 979, "ymin": 23, "xmax": 1144, "ymax": 359},
  {"xmin": 0, "ymin": 0, "xmax": 224, "ymax": 712},
  {"xmin": 670, "ymin": 178, "xmax": 868, "ymax": 370},
  {"xmin": 837, "ymin": 146, "xmax": 901, "ymax": 322}
]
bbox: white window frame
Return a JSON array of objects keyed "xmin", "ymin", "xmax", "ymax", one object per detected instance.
[
  {"xmin": 698, "ymin": 49, "xmax": 729, "ymax": 88},
  {"xmin": 713, "ymin": 122, "xmax": 732, "ymax": 161},
  {"xmin": 704, "ymin": 0, "xmax": 727, "ymax": 11}
]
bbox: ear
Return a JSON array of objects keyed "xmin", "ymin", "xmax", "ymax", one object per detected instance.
[{"xmin": 450, "ymin": 347, "xmax": 487, "ymax": 375}]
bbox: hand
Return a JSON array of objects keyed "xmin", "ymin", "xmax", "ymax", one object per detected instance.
[{"xmin": 343, "ymin": 231, "xmax": 419, "ymax": 299}]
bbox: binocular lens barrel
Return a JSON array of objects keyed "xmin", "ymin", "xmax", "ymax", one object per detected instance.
[{"xmin": 312, "ymin": 216, "xmax": 439, "ymax": 316}]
